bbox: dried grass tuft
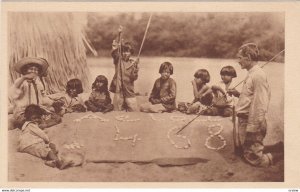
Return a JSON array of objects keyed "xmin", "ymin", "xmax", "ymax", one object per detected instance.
[{"xmin": 8, "ymin": 12, "xmax": 91, "ymax": 93}]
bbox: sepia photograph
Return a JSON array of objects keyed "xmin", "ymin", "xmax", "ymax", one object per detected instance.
[{"xmin": 1, "ymin": 2, "xmax": 299, "ymax": 187}]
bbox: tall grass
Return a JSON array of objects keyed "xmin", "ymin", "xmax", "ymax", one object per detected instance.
[{"xmin": 8, "ymin": 12, "xmax": 91, "ymax": 93}]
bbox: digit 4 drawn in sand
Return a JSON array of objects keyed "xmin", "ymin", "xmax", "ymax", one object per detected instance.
[{"xmin": 113, "ymin": 125, "xmax": 141, "ymax": 147}]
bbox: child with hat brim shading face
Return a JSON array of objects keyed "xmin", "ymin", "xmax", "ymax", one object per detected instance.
[{"xmin": 9, "ymin": 57, "xmax": 61, "ymax": 130}]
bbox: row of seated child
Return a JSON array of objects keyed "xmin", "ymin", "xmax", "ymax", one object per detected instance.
[
  {"xmin": 140, "ymin": 62, "xmax": 239, "ymax": 117},
  {"xmin": 50, "ymin": 75, "xmax": 114, "ymax": 116},
  {"xmin": 9, "ymin": 57, "xmax": 239, "ymax": 169},
  {"xmin": 177, "ymin": 65, "xmax": 239, "ymax": 117},
  {"xmin": 9, "ymin": 57, "xmax": 240, "ymax": 131},
  {"xmin": 50, "ymin": 63, "xmax": 240, "ymax": 117}
]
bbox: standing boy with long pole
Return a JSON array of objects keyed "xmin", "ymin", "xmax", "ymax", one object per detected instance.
[{"xmin": 110, "ymin": 26, "xmax": 139, "ymax": 111}]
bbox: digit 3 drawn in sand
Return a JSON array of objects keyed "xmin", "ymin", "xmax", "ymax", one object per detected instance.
[
  {"xmin": 113, "ymin": 125, "xmax": 141, "ymax": 147},
  {"xmin": 205, "ymin": 124, "xmax": 227, "ymax": 150},
  {"xmin": 115, "ymin": 115, "xmax": 140, "ymax": 122},
  {"xmin": 167, "ymin": 126, "xmax": 191, "ymax": 149}
]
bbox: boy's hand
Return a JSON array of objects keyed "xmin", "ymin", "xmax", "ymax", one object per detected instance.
[
  {"xmin": 191, "ymin": 79, "xmax": 196, "ymax": 86},
  {"xmin": 149, "ymin": 98, "xmax": 161, "ymax": 104},
  {"xmin": 196, "ymin": 94, "xmax": 203, "ymax": 100},
  {"xmin": 65, "ymin": 108, "xmax": 73, "ymax": 113},
  {"xmin": 135, "ymin": 58, "xmax": 140, "ymax": 65},
  {"xmin": 112, "ymin": 40, "xmax": 118, "ymax": 50},
  {"xmin": 118, "ymin": 25, "xmax": 123, "ymax": 33},
  {"xmin": 24, "ymin": 73, "xmax": 37, "ymax": 80},
  {"xmin": 227, "ymin": 88, "xmax": 240, "ymax": 97}
]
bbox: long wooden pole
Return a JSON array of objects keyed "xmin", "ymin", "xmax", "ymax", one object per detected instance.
[{"xmin": 137, "ymin": 14, "xmax": 153, "ymax": 60}]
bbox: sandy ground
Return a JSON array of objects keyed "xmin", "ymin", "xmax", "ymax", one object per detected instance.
[{"xmin": 8, "ymin": 97, "xmax": 284, "ymax": 182}]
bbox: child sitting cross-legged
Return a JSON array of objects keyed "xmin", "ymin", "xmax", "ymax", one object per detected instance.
[
  {"xmin": 18, "ymin": 104, "xmax": 65, "ymax": 169},
  {"xmin": 50, "ymin": 79, "xmax": 86, "ymax": 116},
  {"xmin": 85, "ymin": 75, "xmax": 114, "ymax": 113},
  {"xmin": 140, "ymin": 62, "xmax": 177, "ymax": 113}
]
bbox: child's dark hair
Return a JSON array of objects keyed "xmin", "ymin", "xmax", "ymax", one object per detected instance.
[
  {"xmin": 194, "ymin": 69, "xmax": 210, "ymax": 83},
  {"xmin": 66, "ymin": 78, "xmax": 83, "ymax": 95},
  {"xmin": 238, "ymin": 43, "xmax": 259, "ymax": 62},
  {"xmin": 24, "ymin": 104, "xmax": 44, "ymax": 121},
  {"xmin": 92, "ymin": 75, "xmax": 108, "ymax": 91},
  {"xmin": 21, "ymin": 64, "xmax": 42, "ymax": 75},
  {"xmin": 159, "ymin": 62, "xmax": 173, "ymax": 75},
  {"xmin": 220, "ymin": 66, "xmax": 237, "ymax": 78},
  {"xmin": 122, "ymin": 42, "xmax": 134, "ymax": 54}
]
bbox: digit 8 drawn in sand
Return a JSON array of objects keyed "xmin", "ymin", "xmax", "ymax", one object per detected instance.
[{"xmin": 205, "ymin": 124, "xmax": 227, "ymax": 150}]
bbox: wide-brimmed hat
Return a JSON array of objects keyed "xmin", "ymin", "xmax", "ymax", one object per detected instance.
[{"xmin": 14, "ymin": 57, "xmax": 49, "ymax": 76}]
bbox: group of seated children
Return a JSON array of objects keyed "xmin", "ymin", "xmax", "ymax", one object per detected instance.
[
  {"xmin": 9, "ymin": 41, "xmax": 239, "ymax": 169},
  {"xmin": 177, "ymin": 65, "xmax": 239, "ymax": 117}
]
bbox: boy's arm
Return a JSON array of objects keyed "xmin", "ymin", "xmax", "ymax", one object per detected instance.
[
  {"xmin": 227, "ymin": 88, "xmax": 240, "ymax": 97},
  {"xmin": 149, "ymin": 80, "xmax": 161, "ymax": 104},
  {"xmin": 191, "ymin": 80, "xmax": 198, "ymax": 99},
  {"xmin": 13, "ymin": 76, "xmax": 27, "ymax": 88},
  {"xmin": 191, "ymin": 81, "xmax": 210, "ymax": 99},
  {"xmin": 211, "ymin": 85, "xmax": 225, "ymax": 95},
  {"xmin": 160, "ymin": 80, "xmax": 176, "ymax": 103},
  {"xmin": 130, "ymin": 62, "xmax": 139, "ymax": 81},
  {"xmin": 247, "ymin": 75, "xmax": 270, "ymax": 132},
  {"xmin": 105, "ymin": 91, "xmax": 112, "ymax": 105},
  {"xmin": 9, "ymin": 76, "xmax": 30, "ymax": 100},
  {"xmin": 197, "ymin": 85, "xmax": 212, "ymax": 99},
  {"xmin": 29, "ymin": 123, "xmax": 50, "ymax": 143},
  {"xmin": 111, "ymin": 40, "xmax": 119, "ymax": 65}
]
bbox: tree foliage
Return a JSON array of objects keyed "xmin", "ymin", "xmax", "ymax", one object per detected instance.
[{"xmin": 85, "ymin": 12, "xmax": 284, "ymax": 61}]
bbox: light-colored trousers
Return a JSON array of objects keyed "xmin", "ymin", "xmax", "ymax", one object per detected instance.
[
  {"xmin": 238, "ymin": 117, "xmax": 273, "ymax": 167},
  {"xmin": 113, "ymin": 93, "xmax": 138, "ymax": 112},
  {"xmin": 140, "ymin": 102, "xmax": 165, "ymax": 113}
]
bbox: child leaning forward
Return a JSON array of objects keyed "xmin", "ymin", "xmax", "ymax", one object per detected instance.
[
  {"xmin": 209, "ymin": 66, "xmax": 239, "ymax": 117},
  {"xmin": 186, "ymin": 69, "xmax": 213, "ymax": 114},
  {"xmin": 140, "ymin": 62, "xmax": 176, "ymax": 113}
]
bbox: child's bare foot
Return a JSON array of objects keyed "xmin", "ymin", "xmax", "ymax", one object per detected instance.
[
  {"xmin": 49, "ymin": 143, "xmax": 58, "ymax": 155},
  {"xmin": 45, "ymin": 160, "xmax": 56, "ymax": 168}
]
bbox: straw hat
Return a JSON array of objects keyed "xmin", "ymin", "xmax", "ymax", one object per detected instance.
[{"xmin": 14, "ymin": 57, "xmax": 49, "ymax": 76}]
